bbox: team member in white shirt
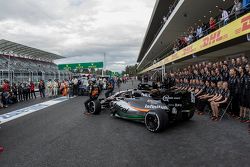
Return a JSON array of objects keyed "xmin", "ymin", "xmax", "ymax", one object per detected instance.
[
  {"xmin": 47, "ymin": 79, "xmax": 53, "ymax": 97},
  {"xmin": 52, "ymin": 80, "xmax": 59, "ymax": 97}
]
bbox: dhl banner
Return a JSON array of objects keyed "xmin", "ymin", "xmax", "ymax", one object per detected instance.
[{"xmin": 140, "ymin": 13, "xmax": 250, "ymax": 74}]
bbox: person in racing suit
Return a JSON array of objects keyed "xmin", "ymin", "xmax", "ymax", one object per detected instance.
[
  {"xmin": 105, "ymin": 79, "xmax": 114, "ymax": 98},
  {"xmin": 84, "ymin": 78, "xmax": 101, "ymax": 115}
]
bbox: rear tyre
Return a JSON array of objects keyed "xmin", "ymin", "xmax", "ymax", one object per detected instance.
[
  {"xmin": 145, "ymin": 109, "xmax": 169, "ymax": 133},
  {"xmin": 88, "ymin": 100, "xmax": 101, "ymax": 115},
  {"xmin": 182, "ymin": 110, "xmax": 194, "ymax": 121}
]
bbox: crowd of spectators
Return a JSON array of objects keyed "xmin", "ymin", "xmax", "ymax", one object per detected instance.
[
  {"xmin": 163, "ymin": 56, "xmax": 250, "ymax": 123},
  {"xmin": 171, "ymin": 0, "xmax": 249, "ymax": 53},
  {"xmin": 0, "ymin": 76, "xmax": 128, "ymax": 109},
  {"xmin": 0, "ymin": 78, "xmax": 75, "ymax": 109}
]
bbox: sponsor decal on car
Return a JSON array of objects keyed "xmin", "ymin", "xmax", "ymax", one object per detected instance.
[
  {"xmin": 168, "ymin": 103, "xmax": 182, "ymax": 107},
  {"xmin": 144, "ymin": 104, "xmax": 168, "ymax": 110},
  {"xmin": 146, "ymin": 99, "xmax": 161, "ymax": 105},
  {"xmin": 162, "ymin": 95, "xmax": 181, "ymax": 102}
]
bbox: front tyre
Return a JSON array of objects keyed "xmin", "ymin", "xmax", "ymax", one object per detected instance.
[
  {"xmin": 145, "ymin": 109, "xmax": 169, "ymax": 133},
  {"xmin": 88, "ymin": 100, "xmax": 101, "ymax": 115}
]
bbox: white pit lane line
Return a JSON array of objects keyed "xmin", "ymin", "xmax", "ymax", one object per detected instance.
[{"xmin": 0, "ymin": 96, "xmax": 72, "ymax": 125}]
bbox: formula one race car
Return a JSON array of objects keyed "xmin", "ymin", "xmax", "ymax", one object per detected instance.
[
  {"xmin": 138, "ymin": 83, "xmax": 152, "ymax": 90},
  {"xmin": 86, "ymin": 89, "xmax": 195, "ymax": 132}
]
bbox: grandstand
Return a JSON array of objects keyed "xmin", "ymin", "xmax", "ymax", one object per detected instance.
[
  {"xmin": 137, "ymin": 0, "xmax": 250, "ymax": 78},
  {"xmin": 0, "ymin": 39, "xmax": 71, "ymax": 84}
]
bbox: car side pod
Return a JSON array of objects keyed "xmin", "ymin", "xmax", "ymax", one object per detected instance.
[{"xmin": 145, "ymin": 109, "xmax": 170, "ymax": 133}]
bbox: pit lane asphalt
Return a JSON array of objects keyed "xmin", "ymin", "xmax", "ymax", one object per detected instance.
[{"xmin": 0, "ymin": 81, "xmax": 249, "ymax": 167}]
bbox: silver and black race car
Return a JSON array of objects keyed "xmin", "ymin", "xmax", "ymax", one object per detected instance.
[
  {"xmin": 138, "ymin": 83, "xmax": 152, "ymax": 90},
  {"xmin": 86, "ymin": 89, "xmax": 195, "ymax": 132}
]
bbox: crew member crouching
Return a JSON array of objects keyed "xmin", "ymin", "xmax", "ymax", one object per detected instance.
[{"xmin": 84, "ymin": 78, "xmax": 100, "ymax": 115}]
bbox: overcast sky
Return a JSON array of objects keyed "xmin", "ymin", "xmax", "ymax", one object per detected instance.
[{"xmin": 0, "ymin": 0, "xmax": 155, "ymax": 72}]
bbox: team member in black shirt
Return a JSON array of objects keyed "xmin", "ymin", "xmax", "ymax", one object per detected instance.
[
  {"xmin": 238, "ymin": 66, "xmax": 247, "ymax": 122},
  {"xmin": 195, "ymin": 80, "xmax": 206, "ymax": 97},
  {"xmin": 196, "ymin": 81, "xmax": 216, "ymax": 115},
  {"xmin": 222, "ymin": 64, "xmax": 229, "ymax": 81},
  {"xmin": 214, "ymin": 68, "xmax": 223, "ymax": 83},
  {"xmin": 244, "ymin": 64, "xmax": 250, "ymax": 123},
  {"xmin": 208, "ymin": 81, "xmax": 223, "ymax": 120},
  {"xmin": 167, "ymin": 56, "xmax": 249, "ymax": 123},
  {"xmin": 228, "ymin": 68, "xmax": 240, "ymax": 117},
  {"xmin": 210, "ymin": 82, "xmax": 230, "ymax": 121}
]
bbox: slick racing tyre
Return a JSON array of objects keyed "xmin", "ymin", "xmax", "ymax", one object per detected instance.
[
  {"xmin": 145, "ymin": 109, "xmax": 169, "ymax": 133},
  {"xmin": 88, "ymin": 100, "xmax": 101, "ymax": 115},
  {"xmin": 182, "ymin": 109, "xmax": 194, "ymax": 121}
]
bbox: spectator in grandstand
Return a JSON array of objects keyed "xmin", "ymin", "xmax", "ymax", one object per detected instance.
[
  {"xmin": 190, "ymin": 26, "xmax": 196, "ymax": 42},
  {"xmin": 201, "ymin": 22, "xmax": 208, "ymax": 36},
  {"xmin": 162, "ymin": 16, "xmax": 167, "ymax": 24},
  {"xmin": 187, "ymin": 33, "xmax": 194, "ymax": 45},
  {"xmin": 30, "ymin": 81, "xmax": 36, "ymax": 99},
  {"xmin": 38, "ymin": 80, "xmax": 45, "ymax": 98},
  {"xmin": 209, "ymin": 17, "xmax": 216, "ymax": 32},
  {"xmin": 231, "ymin": 0, "xmax": 242, "ymax": 18},
  {"xmin": 173, "ymin": 43, "xmax": 178, "ymax": 53},
  {"xmin": 242, "ymin": 0, "xmax": 250, "ymax": 10},
  {"xmin": 219, "ymin": 8, "xmax": 229, "ymax": 26},
  {"xmin": 169, "ymin": 4, "xmax": 173, "ymax": 13},
  {"xmin": 180, "ymin": 36, "xmax": 187, "ymax": 48},
  {"xmin": 196, "ymin": 25, "xmax": 203, "ymax": 39}
]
